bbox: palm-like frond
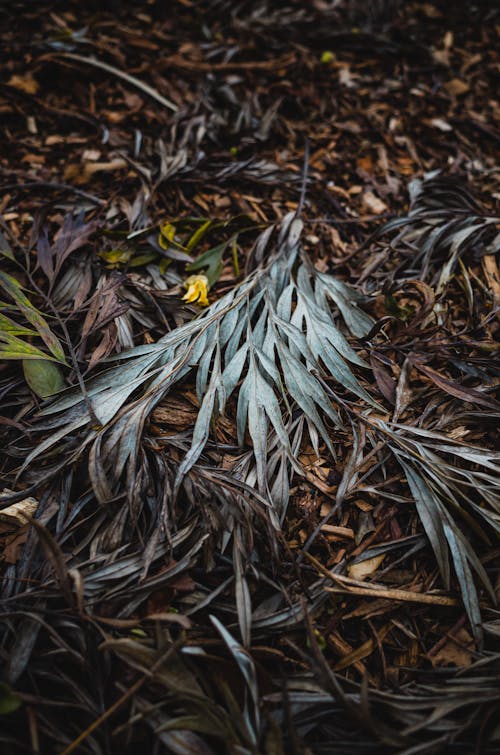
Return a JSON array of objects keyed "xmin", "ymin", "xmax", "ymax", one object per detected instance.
[
  {"xmin": 376, "ymin": 172, "xmax": 500, "ymax": 287},
  {"xmin": 267, "ymin": 650, "xmax": 500, "ymax": 754},
  {"xmin": 370, "ymin": 419, "xmax": 499, "ymax": 644},
  {"xmin": 25, "ymin": 213, "xmax": 375, "ymax": 523}
]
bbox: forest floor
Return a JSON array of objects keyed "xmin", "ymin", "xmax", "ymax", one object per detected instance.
[{"xmin": 0, "ymin": 1, "xmax": 499, "ymax": 753}]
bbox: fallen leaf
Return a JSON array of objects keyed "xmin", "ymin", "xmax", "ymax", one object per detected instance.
[
  {"xmin": 443, "ymin": 31, "xmax": 454, "ymax": 49},
  {"xmin": 482, "ymin": 255, "xmax": 500, "ymax": 307},
  {"xmin": 357, "ymin": 155, "xmax": 374, "ymax": 172},
  {"xmin": 419, "ymin": 3, "xmax": 443, "ymax": 18},
  {"xmin": 339, "ymin": 66, "xmax": 356, "ymax": 88},
  {"xmin": 82, "ymin": 149, "xmax": 102, "ymax": 161},
  {"xmin": 320, "ymin": 51, "xmax": 335, "ymax": 64},
  {"xmin": 64, "ymin": 158, "xmax": 128, "ymax": 185},
  {"xmin": 21, "ymin": 153, "xmax": 45, "ymax": 165},
  {"xmin": 445, "ymin": 78, "xmax": 469, "ymax": 96},
  {"xmin": 0, "ymin": 683, "xmax": 22, "ymax": 714},
  {"xmin": 430, "ymin": 628, "xmax": 474, "ymax": 668},
  {"xmin": 7, "ymin": 73, "xmax": 39, "ymax": 94},
  {"xmin": 1, "ymin": 525, "xmax": 30, "ymax": 565},
  {"xmin": 320, "ymin": 524, "xmax": 355, "ymax": 540},
  {"xmin": 45, "ymin": 135, "xmax": 65, "ymax": 146},
  {"xmin": 348, "ymin": 554, "xmax": 385, "ymax": 580}
]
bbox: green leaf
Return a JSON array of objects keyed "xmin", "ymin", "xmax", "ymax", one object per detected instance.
[
  {"xmin": 23, "ymin": 359, "xmax": 65, "ymax": 398},
  {"xmin": 0, "ymin": 272, "xmax": 67, "ymax": 364},
  {"xmin": 186, "ymin": 219, "xmax": 213, "ymax": 251},
  {"xmin": 0, "ymin": 312, "xmax": 37, "ymax": 336},
  {"xmin": 0, "ymin": 332, "xmax": 61, "ymax": 362},
  {"xmin": 0, "ymin": 683, "xmax": 21, "ymax": 715},
  {"xmin": 186, "ymin": 242, "xmax": 226, "ymax": 287}
]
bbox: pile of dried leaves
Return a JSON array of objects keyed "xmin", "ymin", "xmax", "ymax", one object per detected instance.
[{"xmin": 1, "ymin": 1, "xmax": 499, "ymax": 753}]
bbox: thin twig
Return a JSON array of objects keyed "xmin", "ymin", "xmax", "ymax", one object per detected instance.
[
  {"xmin": 304, "ymin": 551, "xmax": 461, "ymax": 607},
  {"xmin": 60, "ymin": 641, "xmax": 182, "ymax": 755},
  {"xmin": 297, "ymin": 140, "xmax": 310, "ymax": 217},
  {"xmin": 50, "ymin": 52, "xmax": 178, "ymax": 113},
  {"xmin": 324, "ymin": 583, "xmax": 460, "ymax": 607},
  {"xmin": 1, "ymin": 181, "xmax": 104, "ymax": 205}
]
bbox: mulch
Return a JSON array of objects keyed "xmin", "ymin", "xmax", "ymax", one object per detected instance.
[{"xmin": 0, "ymin": 2, "xmax": 499, "ymax": 753}]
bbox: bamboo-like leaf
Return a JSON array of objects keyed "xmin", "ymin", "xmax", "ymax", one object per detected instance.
[
  {"xmin": 442, "ymin": 523, "xmax": 482, "ymax": 645},
  {"xmin": 210, "ymin": 614, "xmax": 260, "ymax": 742},
  {"xmin": 233, "ymin": 534, "xmax": 252, "ymax": 648},
  {"xmin": 375, "ymin": 173, "xmax": 499, "ymax": 287},
  {"xmin": 0, "ymin": 312, "xmax": 37, "ymax": 336},
  {"xmin": 175, "ymin": 371, "xmax": 218, "ymax": 492},
  {"xmin": 316, "ymin": 273, "xmax": 375, "ymax": 337},
  {"xmin": 0, "ymin": 332, "xmax": 63, "ymax": 362},
  {"xmin": 398, "ymin": 458, "xmax": 450, "ymax": 588},
  {"xmin": 0, "ymin": 272, "xmax": 67, "ymax": 363},
  {"xmin": 0, "ymin": 229, "xmax": 15, "ymax": 261},
  {"xmin": 379, "ymin": 419, "xmax": 498, "ymax": 639}
]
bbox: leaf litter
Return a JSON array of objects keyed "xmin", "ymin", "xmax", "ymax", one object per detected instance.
[{"xmin": 0, "ymin": 1, "xmax": 499, "ymax": 753}]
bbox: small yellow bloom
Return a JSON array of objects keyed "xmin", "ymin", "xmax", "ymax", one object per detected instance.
[
  {"xmin": 320, "ymin": 50, "xmax": 335, "ymax": 64},
  {"xmin": 182, "ymin": 274, "xmax": 210, "ymax": 307}
]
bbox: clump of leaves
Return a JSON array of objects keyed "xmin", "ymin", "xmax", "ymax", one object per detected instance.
[
  {"xmin": 25, "ymin": 213, "xmax": 376, "ymax": 522},
  {"xmin": 101, "ymin": 215, "xmax": 248, "ymax": 280},
  {"xmin": 12, "ymin": 183, "xmax": 500, "ymax": 645},
  {"xmin": 364, "ymin": 173, "xmax": 500, "ymax": 643}
]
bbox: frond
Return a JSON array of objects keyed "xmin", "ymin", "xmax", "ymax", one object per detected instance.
[
  {"xmin": 376, "ymin": 172, "xmax": 500, "ymax": 288},
  {"xmin": 368, "ymin": 418, "xmax": 499, "ymax": 645},
  {"xmin": 25, "ymin": 213, "xmax": 376, "ymax": 523}
]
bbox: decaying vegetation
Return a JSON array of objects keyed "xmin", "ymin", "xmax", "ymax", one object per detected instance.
[{"xmin": 1, "ymin": 1, "xmax": 499, "ymax": 753}]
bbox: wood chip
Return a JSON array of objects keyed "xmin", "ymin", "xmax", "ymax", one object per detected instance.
[
  {"xmin": 0, "ymin": 491, "xmax": 38, "ymax": 527},
  {"xmin": 362, "ymin": 191, "xmax": 388, "ymax": 215}
]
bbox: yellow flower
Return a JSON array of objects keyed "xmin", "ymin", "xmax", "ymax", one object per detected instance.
[
  {"xmin": 320, "ymin": 50, "xmax": 335, "ymax": 64},
  {"xmin": 182, "ymin": 274, "xmax": 210, "ymax": 307}
]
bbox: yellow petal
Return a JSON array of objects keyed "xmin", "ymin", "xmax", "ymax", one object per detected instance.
[
  {"xmin": 158, "ymin": 222, "xmax": 176, "ymax": 250},
  {"xmin": 182, "ymin": 275, "xmax": 209, "ymax": 307},
  {"xmin": 160, "ymin": 222, "xmax": 176, "ymax": 240},
  {"xmin": 182, "ymin": 283, "xmax": 200, "ymax": 303}
]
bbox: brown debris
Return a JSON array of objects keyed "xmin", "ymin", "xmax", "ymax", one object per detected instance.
[{"xmin": 0, "ymin": 1, "xmax": 499, "ymax": 754}]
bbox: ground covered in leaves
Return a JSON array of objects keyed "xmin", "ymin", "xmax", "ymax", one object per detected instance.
[{"xmin": 1, "ymin": 1, "xmax": 499, "ymax": 753}]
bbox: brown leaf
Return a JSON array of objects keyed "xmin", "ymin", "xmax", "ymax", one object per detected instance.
[
  {"xmin": 1, "ymin": 524, "xmax": 30, "ymax": 564},
  {"xmin": 348, "ymin": 554, "xmax": 385, "ymax": 581},
  {"xmin": 411, "ymin": 361, "xmax": 500, "ymax": 410},
  {"xmin": 370, "ymin": 353, "xmax": 397, "ymax": 405},
  {"xmin": 64, "ymin": 158, "xmax": 128, "ymax": 186},
  {"xmin": 444, "ymin": 78, "xmax": 470, "ymax": 97},
  {"xmin": 482, "ymin": 255, "xmax": 500, "ymax": 307},
  {"xmin": 7, "ymin": 73, "xmax": 39, "ymax": 94},
  {"xmin": 430, "ymin": 628, "xmax": 474, "ymax": 668}
]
